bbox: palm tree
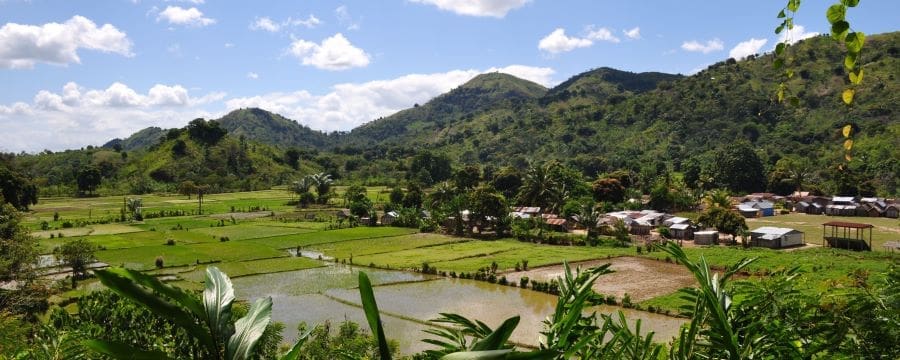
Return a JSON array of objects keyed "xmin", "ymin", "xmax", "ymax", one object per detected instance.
[
  {"xmin": 309, "ymin": 173, "xmax": 333, "ymax": 204},
  {"xmin": 516, "ymin": 162, "xmax": 560, "ymax": 211},
  {"xmin": 702, "ymin": 189, "xmax": 732, "ymax": 209},
  {"xmin": 573, "ymin": 202, "xmax": 601, "ymax": 242}
]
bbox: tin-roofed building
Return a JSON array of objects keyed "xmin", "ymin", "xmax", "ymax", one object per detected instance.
[{"xmin": 750, "ymin": 227, "xmax": 805, "ymax": 249}]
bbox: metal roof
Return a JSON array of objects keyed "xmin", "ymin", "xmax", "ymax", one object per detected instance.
[
  {"xmin": 669, "ymin": 223, "xmax": 690, "ymax": 230},
  {"xmin": 751, "ymin": 227, "xmax": 801, "ymax": 236},
  {"xmin": 822, "ymin": 221, "xmax": 874, "ymax": 229}
]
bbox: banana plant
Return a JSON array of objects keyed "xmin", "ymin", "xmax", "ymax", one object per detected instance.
[{"xmin": 85, "ymin": 266, "xmax": 284, "ymax": 360}]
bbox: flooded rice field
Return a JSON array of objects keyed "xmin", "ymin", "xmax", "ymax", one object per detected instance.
[{"xmin": 233, "ymin": 261, "xmax": 687, "ymax": 355}]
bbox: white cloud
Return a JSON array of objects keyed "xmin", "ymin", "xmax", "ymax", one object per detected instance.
[
  {"xmin": 585, "ymin": 26, "xmax": 620, "ymax": 43},
  {"xmin": 778, "ymin": 25, "xmax": 819, "ymax": 45},
  {"xmin": 247, "ymin": 72, "xmax": 259, "ymax": 80},
  {"xmin": 0, "ymin": 82, "xmax": 223, "ymax": 152},
  {"xmin": 623, "ymin": 27, "xmax": 641, "ymax": 40},
  {"xmin": 538, "ymin": 28, "xmax": 592, "ymax": 54},
  {"xmin": 250, "ymin": 17, "xmax": 280, "ymax": 32},
  {"xmin": 0, "ymin": 66, "xmax": 555, "ymax": 152},
  {"xmin": 225, "ymin": 65, "xmax": 554, "ymax": 132},
  {"xmin": 0, "ymin": 15, "xmax": 133, "ymax": 69},
  {"xmin": 409, "ymin": 0, "xmax": 531, "ymax": 18},
  {"xmin": 288, "ymin": 33, "xmax": 370, "ymax": 71},
  {"xmin": 335, "ymin": 5, "xmax": 360, "ymax": 30},
  {"xmin": 224, "ymin": 42, "xmax": 235, "ymax": 48},
  {"xmin": 250, "ymin": 14, "xmax": 321, "ymax": 33},
  {"xmin": 729, "ymin": 38, "xmax": 767, "ymax": 60},
  {"xmin": 157, "ymin": 6, "xmax": 215, "ymax": 27},
  {"xmin": 166, "ymin": 0, "xmax": 205, "ymax": 4},
  {"xmin": 291, "ymin": 15, "xmax": 321, "ymax": 29},
  {"xmin": 681, "ymin": 38, "xmax": 724, "ymax": 54}
]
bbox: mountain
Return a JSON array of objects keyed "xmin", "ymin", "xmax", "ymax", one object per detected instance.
[
  {"xmin": 103, "ymin": 127, "xmax": 166, "ymax": 151},
  {"xmin": 341, "ymin": 72, "xmax": 548, "ymax": 146},
  {"xmin": 543, "ymin": 67, "xmax": 683, "ymax": 103},
  {"xmin": 217, "ymin": 108, "xmax": 330, "ymax": 149}
]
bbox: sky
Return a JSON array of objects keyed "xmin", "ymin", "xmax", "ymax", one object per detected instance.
[{"xmin": 1, "ymin": 0, "xmax": 897, "ymax": 152}]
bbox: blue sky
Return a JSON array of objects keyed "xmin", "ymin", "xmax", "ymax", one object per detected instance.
[{"xmin": 1, "ymin": 0, "xmax": 897, "ymax": 152}]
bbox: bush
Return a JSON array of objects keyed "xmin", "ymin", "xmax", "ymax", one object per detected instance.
[
  {"xmin": 219, "ymin": 236, "xmax": 230, "ymax": 242},
  {"xmin": 622, "ymin": 293, "xmax": 633, "ymax": 308},
  {"xmin": 40, "ymin": 221, "xmax": 50, "ymax": 230},
  {"xmin": 519, "ymin": 276, "xmax": 530, "ymax": 288},
  {"xmin": 165, "ymin": 239, "xmax": 176, "ymax": 246},
  {"xmin": 61, "ymin": 221, "xmax": 73, "ymax": 228},
  {"xmin": 155, "ymin": 256, "xmax": 164, "ymax": 268}
]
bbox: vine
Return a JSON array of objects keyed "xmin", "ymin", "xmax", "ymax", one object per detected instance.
[{"xmin": 774, "ymin": 0, "xmax": 864, "ymax": 165}]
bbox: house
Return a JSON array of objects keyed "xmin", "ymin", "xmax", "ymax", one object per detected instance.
[
  {"xmin": 793, "ymin": 201, "xmax": 811, "ymax": 213},
  {"xmin": 544, "ymin": 217, "xmax": 570, "ymax": 232},
  {"xmin": 335, "ymin": 209, "xmax": 351, "ymax": 219},
  {"xmin": 885, "ymin": 204, "xmax": 900, "ymax": 219},
  {"xmin": 359, "ymin": 216, "xmax": 377, "ymax": 226},
  {"xmin": 629, "ymin": 220, "xmax": 653, "ymax": 235},
  {"xmin": 663, "ymin": 216, "xmax": 690, "ymax": 227},
  {"xmin": 750, "ymin": 227, "xmax": 805, "ymax": 249},
  {"xmin": 737, "ymin": 204, "xmax": 760, "ymax": 218},
  {"xmin": 740, "ymin": 200, "xmax": 774, "ymax": 217},
  {"xmin": 668, "ymin": 223, "xmax": 693, "ymax": 240},
  {"xmin": 694, "ymin": 230, "xmax": 719, "ymax": 245},
  {"xmin": 381, "ymin": 211, "xmax": 399, "ymax": 226},
  {"xmin": 856, "ymin": 203, "xmax": 883, "ymax": 217}
]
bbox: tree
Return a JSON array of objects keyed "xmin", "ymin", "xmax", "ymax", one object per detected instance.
[
  {"xmin": 591, "ymin": 177, "xmax": 625, "ymax": 204},
  {"xmin": 611, "ymin": 218, "xmax": 630, "ymax": 247},
  {"xmin": 401, "ymin": 182, "xmax": 423, "ymax": 209},
  {"xmin": 697, "ymin": 206, "xmax": 747, "ymax": 244},
  {"xmin": 309, "ymin": 173, "xmax": 333, "ymax": 204},
  {"xmin": 453, "ymin": 165, "xmax": 481, "ymax": 191},
  {"xmin": 0, "ymin": 161, "xmax": 38, "ymax": 210},
  {"xmin": 648, "ymin": 178, "xmax": 675, "ymax": 212},
  {"xmin": 0, "ymin": 203, "xmax": 41, "ymax": 302},
  {"xmin": 468, "ymin": 185, "xmax": 507, "ymax": 235},
  {"xmin": 516, "ymin": 162, "xmax": 560, "ymax": 211},
  {"xmin": 572, "ymin": 202, "xmax": 601, "ymax": 243},
  {"xmin": 283, "ymin": 148, "xmax": 301, "ymax": 170},
  {"xmin": 388, "ymin": 186, "xmax": 404, "ymax": 205},
  {"xmin": 186, "ymin": 118, "xmax": 227, "ymax": 146},
  {"xmin": 55, "ymin": 238, "xmax": 97, "ymax": 289},
  {"xmin": 179, "ymin": 180, "xmax": 198, "ymax": 200},
  {"xmin": 491, "ymin": 166, "xmax": 523, "ymax": 200},
  {"xmin": 702, "ymin": 141, "xmax": 766, "ymax": 194},
  {"xmin": 702, "ymin": 189, "xmax": 733, "ymax": 209},
  {"xmin": 76, "ymin": 165, "xmax": 102, "ymax": 196},
  {"xmin": 408, "ymin": 151, "xmax": 452, "ymax": 186},
  {"xmin": 126, "ymin": 197, "xmax": 143, "ymax": 221},
  {"xmin": 290, "ymin": 177, "xmax": 314, "ymax": 207}
]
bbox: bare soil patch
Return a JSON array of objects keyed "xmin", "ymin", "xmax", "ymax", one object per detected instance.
[{"xmin": 502, "ymin": 256, "xmax": 695, "ymax": 302}]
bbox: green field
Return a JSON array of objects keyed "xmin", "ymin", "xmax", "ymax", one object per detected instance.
[{"xmin": 29, "ymin": 189, "xmax": 897, "ymax": 318}]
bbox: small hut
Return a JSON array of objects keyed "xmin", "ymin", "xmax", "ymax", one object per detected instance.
[
  {"xmin": 381, "ymin": 211, "xmax": 399, "ymax": 226},
  {"xmin": 694, "ymin": 230, "xmax": 719, "ymax": 245},
  {"xmin": 668, "ymin": 223, "xmax": 693, "ymax": 240},
  {"xmin": 750, "ymin": 227, "xmax": 805, "ymax": 249}
]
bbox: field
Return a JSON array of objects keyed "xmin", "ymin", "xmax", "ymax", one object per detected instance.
[{"xmin": 26, "ymin": 189, "xmax": 898, "ymax": 318}]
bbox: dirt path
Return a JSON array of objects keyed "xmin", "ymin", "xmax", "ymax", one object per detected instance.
[{"xmin": 502, "ymin": 257, "xmax": 695, "ymax": 302}]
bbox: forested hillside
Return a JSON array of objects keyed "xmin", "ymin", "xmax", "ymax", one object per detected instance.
[{"xmin": 7, "ymin": 32, "xmax": 899, "ymax": 197}]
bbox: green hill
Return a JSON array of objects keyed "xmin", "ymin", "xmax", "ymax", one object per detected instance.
[
  {"xmin": 217, "ymin": 108, "xmax": 331, "ymax": 149},
  {"xmin": 103, "ymin": 127, "xmax": 166, "ymax": 152}
]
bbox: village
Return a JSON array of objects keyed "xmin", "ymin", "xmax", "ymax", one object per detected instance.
[{"xmin": 365, "ymin": 192, "xmax": 900, "ymax": 252}]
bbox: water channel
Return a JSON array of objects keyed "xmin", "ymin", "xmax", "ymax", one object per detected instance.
[{"xmin": 232, "ymin": 261, "xmax": 687, "ymax": 355}]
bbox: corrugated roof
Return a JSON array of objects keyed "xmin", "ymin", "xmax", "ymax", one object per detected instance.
[
  {"xmin": 822, "ymin": 221, "xmax": 874, "ymax": 229},
  {"xmin": 670, "ymin": 223, "xmax": 690, "ymax": 230},
  {"xmin": 751, "ymin": 227, "xmax": 801, "ymax": 236},
  {"xmin": 545, "ymin": 218, "xmax": 567, "ymax": 226}
]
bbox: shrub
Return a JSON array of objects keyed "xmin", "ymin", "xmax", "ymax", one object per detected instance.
[
  {"xmin": 165, "ymin": 239, "xmax": 176, "ymax": 246},
  {"xmin": 61, "ymin": 221, "xmax": 73, "ymax": 228},
  {"xmin": 519, "ymin": 276, "xmax": 530, "ymax": 288},
  {"xmin": 154, "ymin": 256, "xmax": 164, "ymax": 268},
  {"xmin": 50, "ymin": 233, "xmax": 55, "ymax": 239},
  {"xmin": 622, "ymin": 293, "xmax": 633, "ymax": 308},
  {"xmin": 219, "ymin": 236, "xmax": 230, "ymax": 242},
  {"xmin": 40, "ymin": 221, "xmax": 50, "ymax": 230}
]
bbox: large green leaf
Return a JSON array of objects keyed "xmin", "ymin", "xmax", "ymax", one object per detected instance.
[
  {"xmin": 82, "ymin": 340, "xmax": 172, "ymax": 360},
  {"xmin": 204, "ymin": 266, "xmax": 236, "ymax": 344},
  {"xmin": 93, "ymin": 268, "xmax": 216, "ymax": 351},
  {"xmin": 359, "ymin": 271, "xmax": 391, "ymax": 360},
  {"xmin": 278, "ymin": 328, "xmax": 312, "ymax": 360},
  {"xmin": 102, "ymin": 267, "xmax": 204, "ymax": 316},
  {"xmin": 226, "ymin": 297, "xmax": 273, "ymax": 360},
  {"xmin": 471, "ymin": 316, "xmax": 519, "ymax": 351}
]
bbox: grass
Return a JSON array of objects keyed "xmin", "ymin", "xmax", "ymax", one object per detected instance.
[
  {"xmin": 179, "ymin": 257, "xmax": 324, "ymax": 282},
  {"xmin": 245, "ymin": 226, "xmax": 418, "ymax": 249},
  {"xmin": 188, "ymin": 223, "xmax": 314, "ymax": 241},
  {"xmin": 745, "ymin": 213, "xmax": 900, "ymax": 250},
  {"xmin": 96, "ymin": 241, "xmax": 287, "ymax": 270},
  {"xmin": 353, "ymin": 240, "xmax": 526, "ymax": 270},
  {"xmin": 310, "ymin": 233, "xmax": 467, "ymax": 259}
]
